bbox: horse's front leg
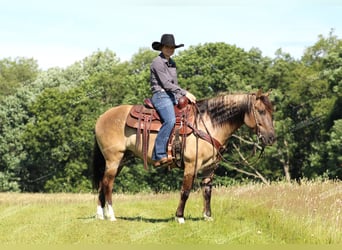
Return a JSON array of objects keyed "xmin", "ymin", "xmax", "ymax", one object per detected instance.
[
  {"xmin": 201, "ymin": 175, "xmax": 214, "ymax": 221},
  {"xmin": 175, "ymin": 168, "xmax": 195, "ymax": 224}
]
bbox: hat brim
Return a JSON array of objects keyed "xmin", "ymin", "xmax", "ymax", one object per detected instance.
[{"xmin": 152, "ymin": 42, "xmax": 184, "ymax": 51}]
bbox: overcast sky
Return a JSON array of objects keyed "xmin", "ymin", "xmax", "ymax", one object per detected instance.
[{"xmin": 1, "ymin": 0, "xmax": 341, "ymax": 69}]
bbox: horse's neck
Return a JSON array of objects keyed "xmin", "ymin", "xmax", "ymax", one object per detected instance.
[{"xmin": 202, "ymin": 94, "xmax": 250, "ymax": 145}]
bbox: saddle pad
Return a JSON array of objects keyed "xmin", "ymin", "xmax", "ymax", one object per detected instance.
[{"xmin": 126, "ymin": 105, "xmax": 194, "ymax": 135}]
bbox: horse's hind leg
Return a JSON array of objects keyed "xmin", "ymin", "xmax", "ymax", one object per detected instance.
[
  {"xmin": 96, "ymin": 182, "xmax": 106, "ymax": 219},
  {"xmin": 97, "ymin": 159, "xmax": 123, "ymax": 221}
]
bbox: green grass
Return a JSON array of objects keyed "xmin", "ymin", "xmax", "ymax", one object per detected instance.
[{"xmin": 0, "ymin": 181, "xmax": 341, "ymax": 245}]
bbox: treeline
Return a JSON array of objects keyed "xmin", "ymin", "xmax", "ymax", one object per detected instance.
[{"xmin": 0, "ymin": 31, "xmax": 341, "ymax": 192}]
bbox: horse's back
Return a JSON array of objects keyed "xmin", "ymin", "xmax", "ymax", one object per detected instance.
[
  {"xmin": 95, "ymin": 105, "xmax": 133, "ymax": 153},
  {"xmin": 96, "ymin": 104, "xmax": 132, "ymax": 130}
]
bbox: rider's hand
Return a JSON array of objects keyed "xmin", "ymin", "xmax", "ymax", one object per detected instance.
[{"xmin": 185, "ymin": 92, "xmax": 196, "ymax": 103}]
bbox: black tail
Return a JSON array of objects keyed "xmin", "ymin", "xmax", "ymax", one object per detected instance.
[{"xmin": 91, "ymin": 137, "xmax": 106, "ymax": 190}]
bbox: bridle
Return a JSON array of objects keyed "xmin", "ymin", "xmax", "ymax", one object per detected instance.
[{"xmin": 251, "ymin": 95, "xmax": 262, "ymax": 144}]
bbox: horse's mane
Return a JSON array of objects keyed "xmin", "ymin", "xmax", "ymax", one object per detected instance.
[
  {"xmin": 196, "ymin": 92, "xmax": 273, "ymax": 128},
  {"xmin": 196, "ymin": 93, "xmax": 251, "ymax": 128}
]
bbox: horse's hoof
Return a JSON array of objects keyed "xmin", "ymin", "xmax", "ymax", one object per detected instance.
[
  {"xmin": 203, "ymin": 214, "xmax": 214, "ymax": 221},
  {"xmin": 96, "ymin": 213, "xmax": 104, "ymax": 220},
  {"xmin": 96, "ymin": 206, "xmax": 104, "ymax": 220},
  {"xmin": 175, "ymin": 217, "xmax": 185, "ymax": 224},
  {"xmin": 104, "ymin": 213, "xmax": 117, "ymax": 221},
  {"xmin": 109, "ymin": 216, "xmax": 117, "ymax": 222},
  {"xmin": 104, "ymin": 204, "xmax": 116, "ymax": 221}
]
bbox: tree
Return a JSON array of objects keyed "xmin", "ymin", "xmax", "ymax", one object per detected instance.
[
  {"xmin": 0, "ymin": 58, "xmax": 39, "ymax": 191},
  {"xmin": 19, "ymin": 49, "xmax": 129, "ymax": 192},
  {"xmin": 176, "ymin": 43, "xmax": 264, "ymax": 98},
  {"xmin": 0, "ymin": 92, "xmax": 29, "ymax": 191},
  {"xmin": 121, "ymin": 48, "xmax": 156, "ymax": 104},
  {"xmin": 2, "ymin": 35, "xmax": 342, "ymax": 193},
  {"xmin": 0, "ymin": 57, "xmax": 39, "ymax": 101},
  {"xmin": 325, "ymin": 119, "xmax": 342, "ymax": 178},
  {"xmin": 302, "ymin": 31, "xmax": 342, "ymax": 179}
]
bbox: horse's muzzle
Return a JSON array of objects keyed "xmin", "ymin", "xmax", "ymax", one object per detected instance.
[{"xmin": 260, "ymin": 132, "xmax": 276, "ymax": 146}]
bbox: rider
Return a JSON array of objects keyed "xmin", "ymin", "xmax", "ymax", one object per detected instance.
[{"xmin": 150, "ymin": 34, "xmax": 196, "ymax": 166}]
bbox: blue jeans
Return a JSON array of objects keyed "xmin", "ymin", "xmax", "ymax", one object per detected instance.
[{"xmin": 151, "ymin": 91, "xmax": 176, "ymax": 161}]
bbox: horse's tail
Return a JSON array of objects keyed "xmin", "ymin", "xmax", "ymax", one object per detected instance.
[{"xmin": 91, "ymin": 137, "xmax": 105, "ymax": 191}]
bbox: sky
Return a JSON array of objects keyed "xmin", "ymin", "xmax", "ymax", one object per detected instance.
[{"xmin": 0, "ymin": 0, "xmax": 341, "ymax": 69}]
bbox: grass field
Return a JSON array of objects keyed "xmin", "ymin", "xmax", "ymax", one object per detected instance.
[{"xmin": 0, "ymin": 181, "xmax": 341, "ymax": 245}]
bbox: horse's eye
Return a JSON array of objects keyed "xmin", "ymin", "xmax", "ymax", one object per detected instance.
[{"xmin": 258, "ymin": 110, "xmax": 266, "ymax": 115}]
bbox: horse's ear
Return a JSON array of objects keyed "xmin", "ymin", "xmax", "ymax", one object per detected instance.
[
  {"xmin": 256, "ymin": 89, "xmax": 263, "ymax": 99},
  {"xmin": 265, "ymin": 89, "xmax": 272, "ymax": 97}
]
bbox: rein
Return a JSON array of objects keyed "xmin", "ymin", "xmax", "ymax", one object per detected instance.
[{"xmin": 193, "ymin": 103, "xmax": 223, "ymax": 155}]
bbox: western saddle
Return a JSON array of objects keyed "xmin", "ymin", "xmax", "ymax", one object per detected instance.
[{"xmin": 126, "ymin": 96, "xmax": 222, "ymax": 169}]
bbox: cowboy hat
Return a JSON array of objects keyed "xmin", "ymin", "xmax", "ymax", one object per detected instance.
[{"xmin": 152, "ymin": 34, "xmax": 184, "ymax": 51}]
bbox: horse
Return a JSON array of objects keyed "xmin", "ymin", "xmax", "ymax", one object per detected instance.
[{"xmin": 92, "ymin": 89, "xmax": 275, "ymax": 223}]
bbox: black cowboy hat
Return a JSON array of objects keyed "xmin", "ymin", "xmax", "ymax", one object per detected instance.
[{"xmin": 152, "ymin": 34, "xmax": 184, "ymax": 51}]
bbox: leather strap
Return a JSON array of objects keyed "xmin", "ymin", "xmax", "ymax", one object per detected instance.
[
  {"xmin": 187, "ymin": 123, "xmax": 223, "ymax": 153},
  {"xmin": 142, "ymin": 114, "xmax": 153, "ymax": 170}
]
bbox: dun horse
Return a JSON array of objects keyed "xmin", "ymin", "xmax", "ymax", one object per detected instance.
[{"xmin": 92, "ymin": 90, "xmax": 275, "ymax": 223}]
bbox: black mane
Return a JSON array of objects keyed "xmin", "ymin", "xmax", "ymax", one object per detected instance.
[{"xmin": 196, "ymin": 94, "xmax": 251, "ymax": 128}]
